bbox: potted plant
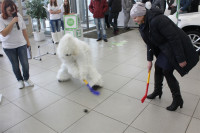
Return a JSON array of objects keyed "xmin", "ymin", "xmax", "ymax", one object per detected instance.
[{"xmin": 26, "ymin": 0, "xmax": 47, "ymax": 41}]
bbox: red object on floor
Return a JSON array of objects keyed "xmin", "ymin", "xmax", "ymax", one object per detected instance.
[{"xmin": 141, "ymin": 70, "xmax": 151, "ymax": 103}]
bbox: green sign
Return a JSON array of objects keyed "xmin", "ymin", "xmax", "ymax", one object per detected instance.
[{"xmin": 67, "ymin": 18, "xmax": 74, "ymax": 26}]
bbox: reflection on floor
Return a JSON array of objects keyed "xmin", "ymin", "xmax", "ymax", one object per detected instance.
[{"xmin": 0, "ymin": 29, "xmax": 200, "ymax": 133}]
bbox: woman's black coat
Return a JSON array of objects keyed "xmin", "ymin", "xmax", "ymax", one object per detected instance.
[{"xmin": 139, "ymin": 9, "xmax": 199, "ymax": 77}]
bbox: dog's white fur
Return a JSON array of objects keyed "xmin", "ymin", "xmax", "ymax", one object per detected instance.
[{"xmin": 57, "ymin": 34, "xmax": 103, "ymax": 87}]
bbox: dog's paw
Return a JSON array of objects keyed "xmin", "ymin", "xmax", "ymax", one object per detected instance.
[
  {"xmin": 58, "ymin": 79, "xmax": 69, "ymax": 82},
  {"xmin": 92, "ymin": 85, "xmax": 102, "ymax": 90}
]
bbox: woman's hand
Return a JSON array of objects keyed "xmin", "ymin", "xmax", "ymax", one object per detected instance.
[
  {"xmin": 179, "ymin": 61, "xmax": 187, "ymax": 68},
  {"xmin": 147, "ymin": 61, "xmax": 152, "ymax": 72},
  {"xmin": 11, "ymin": 17, "xmax": 18, "ymax": 25},
  {"xmin": 27, "ymin": 42, "xmax": 31, "ymax": 47}
]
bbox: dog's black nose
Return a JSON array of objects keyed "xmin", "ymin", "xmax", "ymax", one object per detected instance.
[{"xmin": 66, "ymin": 54, "xmax": 71, "ymax": 56}]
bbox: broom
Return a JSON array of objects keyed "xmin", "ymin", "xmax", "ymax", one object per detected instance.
[
  {"xmin": 141, "ymin": 70, "xmax": 151, "ymax": 103},
  {"xmin": 83, "ymin": 80, "xmax": 100, "ymax": 95}
]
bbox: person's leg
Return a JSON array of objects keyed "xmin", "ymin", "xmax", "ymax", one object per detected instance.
[
  {"xmin": 18, "ymin": 45, "xmax": 34, "ymax": 87},
  {"xmin": 3, "ymin": 47, "xmax": 25, "ymax": 89},
  {"xmin": 105, "ymin": 14, "xmax": 110, "ymax": 28},
  {"xmin": 94, "ymin": 18, "xmax": 102, "ymax": 41},
  {"xmin": 61, "ymin": 19, "xmax": 64, "ymax": 30},
  {"xmin": 50, "ymin": 20, "xmax": 56, "ymax": 33},
  {"xmin": 3, "ymin": 48, "xmax": 23, "ymax": 81},
  {"xmin": 56, "ymin": 19, "xmax": 63, "ymax": 41},
  {"xmin": 124, "ymin": 12, "xmax": 129, "ymax": 29},
  {"xmin": 108, "ymin": 12, "xmax": 115, "ymax": 29},
  {"xmin": 55, "ymin": 19, "xmax": 61, "ymax": 32},
  {"xmin": 147, "ymin": 64, "xmax": 164, "ymax": 99},
  {"xmin": 100, "ymin": 18, "xmax": 107, "ymax": 41},
  {"xmin": 18, "ymin": 45, "xmax": 29, "ymax": 81},
  {"xmin": 50, "ymin": 20, "xmax": 59, "ymax": 44},
  {"xmin": 163, "ymin": 69, "xmax": 183, "ymax": 111},
  {"xmin": 114, "ymin": 12, "xmax": 119, "ymax": 31}
]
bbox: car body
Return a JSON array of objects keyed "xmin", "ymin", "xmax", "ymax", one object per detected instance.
[{"xmin": 168, "ymin": 12, "xmax": 200, "ymax": 52}]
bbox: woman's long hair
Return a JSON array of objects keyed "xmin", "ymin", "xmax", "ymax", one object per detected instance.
[
  {"xmin": 1, "ymin": 0, "xmax": 18, "ymax": 19},
  {"xmin": 50, "ymin": 0, "xmax": 58, "ymax": 7},
  {"xmin": 63, "ymin": 0, "xmax": 70, "ymax": 15}
]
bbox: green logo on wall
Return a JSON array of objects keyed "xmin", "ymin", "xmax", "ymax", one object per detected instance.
[{"xmin": 67, "ymin": 18, "xmax": 74, "ymax": 26}]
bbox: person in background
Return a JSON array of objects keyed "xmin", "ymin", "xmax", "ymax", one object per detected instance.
[
  {"xmin": 167, "ymin": 0, "xmax": 177, "ymax": 15},
  {"xmin": 122, "ymin": 0, "xmax": 135, "ymax": 30},
  {"xmin": 142, "ymin": 0, "xmax": 166, "ymax": 14},
  {"xmin": 108, "ymin": 0, "xmax": 122, "ymax": 35},
  {"xmin": 188, "ymin": 0, "xmax": 199, "ymax": 12},
  {"xmin": 130, "ymin": 3, "xmax": 199, "ymax": 111},
  {"xmin": 104, "ymin": 0, "xmax": 110, "ymax": 29},
  {"xmin": 89, "ymin": 0, "xmax": 108, "ymax": 42},
  {"xmin": 179, "ymin": 0, "xmax": 191, "ymax": 13},
  {"xmin": 60, "ymin": 0, "xmax": 71, "ymax": 31},
  {"xmin": 0, "ymin": 0, "xmax": 34, "ymax": 89},
  {"xmin": 152, "ymin": 0, "xmax": 166, "ymax": 14},
  {"xmin": 48, "ymin": 0, "xmax": 62, "ymax": 44}
]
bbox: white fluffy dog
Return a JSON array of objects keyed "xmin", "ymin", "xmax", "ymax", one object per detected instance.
[{"xmin": 57, "ymin": 34, "xmax": 103, "ymax": 89}]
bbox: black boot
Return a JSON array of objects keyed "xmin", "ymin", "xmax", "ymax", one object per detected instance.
[
  {"xmin": 164, "ymin": 69, "xmax": 184, "ymax": 111},
  {"xmin": 147, "ymin": 65, "xmax": 164, "ymax": 99},
  {"xmin": 166, "ymin": 95, "xmax": 183, "ymax": 111},
  {"xmin": 147, "ymin": 90, "xmax": 163, "ymax": 99}
]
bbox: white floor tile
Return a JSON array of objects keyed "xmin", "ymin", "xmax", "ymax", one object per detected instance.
[
  {"xmin": 0, "ymin": 83, "xmax": 40, "ymax": 101},
  {"xmin": 102, "ymin": 72, "xmax": 131, "ymax": 91},
  {"xmin": 95, "ymin": 93, "xmax": 148, "ymax": 124},
  {"xmin": 66, "ymin": 86, "xmax": 113, "ymax": 108},
  {"xmin": 118, "ymin": 79, "xmax": 154, "ymax": 102},
  {"xmin": 0, "ymin": 103, "xmax": 30, "ymax": 132},
  {"xmin": 186, "ymin": 118, "xmax": 200, "ymax": 133},
  {"xmin": 43, "ymin": 78, "xmax": 82, "ymax": 97},
  {"xmin": 124, "ymin": 126, "xmax": 145, "ymax": 133},
  {"xmin": 110, "ymin": 64, "xmax": 144, "ymax": 78},
  {"xmin": 4, "ymin": 117, "xmax": 56, "ymax": 133},
  {"xmin": 194, "ymin": 100, "xmax": 200, "ymax": 119},
  {"xmin": 13, "ymin": 89, "xmax": 61, "ymax": 115},
  {"xmin": 132, "ymin": 104, "xmax": 191, "ymax": 133},
  {"xmin": 63, "ymin": 111, "xmax": 127, "ymax": 133},
  {"xmin": 31, "ymin": 70, "xmax": 57, "ymax": 87},
  {"xmin": 34, "ymin": 99, "xmax": 88, "ymax": 132}
]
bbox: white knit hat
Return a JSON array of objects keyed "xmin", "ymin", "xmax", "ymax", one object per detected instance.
[{"xmin": 130, "ymin": 2, "xmax": 146, "ymax": 18}]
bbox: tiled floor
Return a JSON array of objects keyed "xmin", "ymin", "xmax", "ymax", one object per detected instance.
[{"xmin": 0, "ymin": 29, "xmax": 200, "ymax": 133}]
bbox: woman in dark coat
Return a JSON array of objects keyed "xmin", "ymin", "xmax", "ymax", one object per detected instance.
[{"xmin": 130, "ymin": 3, "xmax": 199, "ymax": 111}]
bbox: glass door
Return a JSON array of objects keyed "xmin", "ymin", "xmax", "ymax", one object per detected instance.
[{"xmin": 76, "ymin": 0, "xmax": 95, "ymax": 29}]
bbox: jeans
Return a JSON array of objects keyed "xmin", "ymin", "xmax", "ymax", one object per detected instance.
[
  {"xmin": 108, "ymin": 12, "xmax": 119, "ymax": 31},
  {"xmin": 94, "ymin": 18, "xmax": 107, "ymax": 39},
  {"xmin": 61, "ymin": 19, "xmax": 64, "ymax": 30},
  {"xmin": 50, "ymin": 19, "xmax": 61, "ymax": 32},
  {"xmin": 3, "ymin": 45, "xmax": 30, "ymax": 81}
]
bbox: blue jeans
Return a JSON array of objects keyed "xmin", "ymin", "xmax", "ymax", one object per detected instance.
[
  {"xmin": 50, "ymin": 19, "xmax": 61, "ymax": 32},
  {"xmin": 94, "ymin": 18, "xmax": 107, "ymax": 39},
  {"xmin": 61, "ymin": 20, "xmax": 64, "ymax": 30},
  {"xmin": 108, "ymin": 12, "xmax": 119, "ymax": 31},
  {"xmin": 3, "ymin": 45, "xmax": 30, "ymax": 81}
]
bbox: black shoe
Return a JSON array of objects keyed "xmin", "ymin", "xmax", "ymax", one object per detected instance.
[
  {"xmin": 92, "ymin": 85, "xmax": 102, "ymax": 90},
  {"xmin": 96, "ymin": 38, "xmax": 102, "ymax": 41},
  {"xmin": 166, "ymin": 96, "xmax": 183, "ymax": 111},
  {"xmin": 104, "ymin": 39, "xmax": 108, "ymax": 42},
  {"xmin": 147, "ymin": 91, "xmax": 162, "ymax": 99},
  {"xmin": 0, "ymin": 54, "xmax": 3, "ymax": 57}
]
